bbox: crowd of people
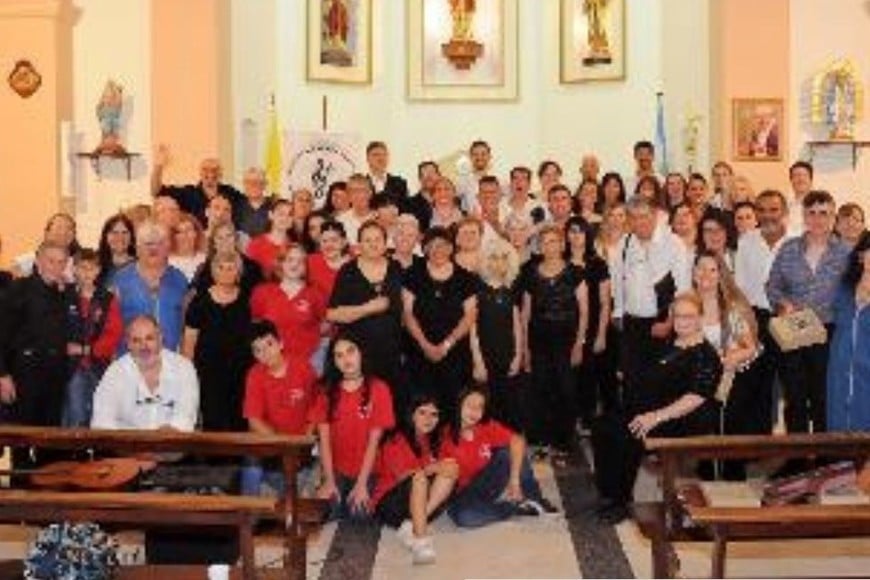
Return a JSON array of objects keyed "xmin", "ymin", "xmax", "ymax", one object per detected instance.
[{"xmin": 0, "ymin": 138, "xmax": 869, "ymax": 565}]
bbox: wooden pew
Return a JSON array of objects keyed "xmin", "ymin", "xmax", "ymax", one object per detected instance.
[
  {"xmin": 635, "ymin": 432, "xmax": 870, "ymax": 578},
  {"xmin": 0, "ymin": 426, "xmax": 328, "ymax": 580}
]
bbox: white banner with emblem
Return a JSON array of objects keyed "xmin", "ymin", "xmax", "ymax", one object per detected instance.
[{"xmin": 284, "ymin": 132, "xmax": 364, "ymax": 209}]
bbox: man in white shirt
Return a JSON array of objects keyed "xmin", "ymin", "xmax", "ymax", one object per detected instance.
[
  {"xmin": 456, "ymin": 140, "xmax": 492, "ymax": 213},
  {"xmin": 499, "ymin": 166, "xmax": 545, "ymax": 226},
  {"xmin": 612, "ymin": 197, "xmax": 690, "ymax": 396},
  {"xmin": 91, "ymin": 315, "xmax": 199, "ymax": 431},
  {"xmin": 734, "ymin": 189, "xmax": 790, "ymax": 436},
  {"xmin": 337, "ymin": 173, "xmax": 377, "ymax": 249},
  {"xmin": 786, "ymin": 161, "xmax": 813, "ymax": 237}
]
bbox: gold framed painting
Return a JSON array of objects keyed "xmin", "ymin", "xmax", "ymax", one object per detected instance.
[
  {"xmin": 560, "ymin": 0, "xmax": 625, "ymax": 83},
  {"xmin": 307, "ymin": 0, "xmax": 372, "ymax": 84},
  {"xmin": 407, "ymin": 0, "xmax": 519, "ymax": 102},
  {"xmin": 732, "ymin": 98, "xmax": 784, "ymax": 161}
]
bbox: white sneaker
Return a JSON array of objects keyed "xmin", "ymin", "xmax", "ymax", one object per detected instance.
[
  {"xmin": 411, "ymin": 536, "xmax": 436, "ymax": 565},
  {"xmin": 395, "ymin": 520, "xmax": 414, "ymax": 550}
]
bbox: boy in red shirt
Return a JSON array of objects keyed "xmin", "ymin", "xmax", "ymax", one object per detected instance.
[{"xmin": 240, "ymin": 320, "xmax": 318, "ymax": 495}]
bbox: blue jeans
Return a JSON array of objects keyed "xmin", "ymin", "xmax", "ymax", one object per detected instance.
[
  {"xmin": 448, "ymin": 447, "xmax": 544, "ymax": 528},
  {"xmin": 62, "ymin": 367, "xmax": 101, "ymax": 427},
  {"xmin": 239, "ymin": 459, "xmax": 316, "ymax": 497}
]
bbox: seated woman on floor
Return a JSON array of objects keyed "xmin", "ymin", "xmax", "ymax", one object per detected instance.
[
  {"xmin": 441, "ymin": 385, "xmax": 558, "ymax": 528},
  {"xmin": 591, "ymin": 290, "xmax": 722, "ymax": 524}
]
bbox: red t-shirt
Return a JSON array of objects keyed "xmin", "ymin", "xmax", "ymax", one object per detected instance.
[
  {"xmin": 245, "ymin": 235, "xmax": 287, "ymax": 279},
  {"xmin": 372, "ymin": 434, "xmax": 433, "ymax": 505},
  {"xmin": 440, "ymin": 420, "xmax": 514, "ymax": 490},
  {"xmin": 243, "ymin": 358, "xmax": 317, "ymax": 435},
  {"xmin": 250, "ymin": 283, "xmax": 325, "ymax": 360},
  {"xmin": 307, "ymin": 253, "xmax": 342, "ymax": 302},
  {"xmin": 309, "ymin": 378, "xmax": 395, "ymax": 479}
]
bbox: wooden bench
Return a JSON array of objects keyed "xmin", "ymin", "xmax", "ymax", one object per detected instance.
[
  {"xmin": 635, "ymin": 432, "xmax": 870, "ymax": 578},
  {"xmin": 0, "ymin": 425, "xmax": 328, "ymax": 580}
]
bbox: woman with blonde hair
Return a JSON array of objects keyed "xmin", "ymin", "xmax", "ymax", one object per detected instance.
[
  {"xmin": 471, "ymin": 237, "xmax": 523, "ymax": 430},
  {"xmin": 169, "ymin": 212, "xmax": 206, "ymax": 282}
]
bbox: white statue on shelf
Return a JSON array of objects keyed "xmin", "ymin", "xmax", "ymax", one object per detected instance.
[{"xmin": 95, "ymin": 80, "xmax": 126, "ymax": 155}]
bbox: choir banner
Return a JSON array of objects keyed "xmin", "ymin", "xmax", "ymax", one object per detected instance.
[{"xmin": 285, "ymin": 132, "xmax": 364, "ymax": 207}]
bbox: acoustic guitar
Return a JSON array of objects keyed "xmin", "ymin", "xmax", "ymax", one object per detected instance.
[{"xmin": 26, "ymin": 458, "xmax": 156, "ymax": 490}]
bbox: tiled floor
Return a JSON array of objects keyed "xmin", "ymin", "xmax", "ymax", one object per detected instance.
[{"xmin": 2, "ymin": 450, "xmax": 870, "ymax": 579}]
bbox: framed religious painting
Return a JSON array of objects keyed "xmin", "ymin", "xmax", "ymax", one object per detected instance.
[
  {"xmin": 560, "ymin": 0, "xmax": 626, "ymax": 83},
  {"xmin": 307, "ymin": 0, "xmax": 372, "ymax": 84},
  {"xmin": 407, "ymin": 0, "xmax": 519, "ymax": 101},
  {"xmin": 732, "ymin": 98, "xmax": 784, "ymax": 161}
]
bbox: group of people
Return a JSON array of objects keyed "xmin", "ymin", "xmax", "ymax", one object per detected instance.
[{"xmin": 0, "ymin": 137, "xmax": 869, "ymax": 564}]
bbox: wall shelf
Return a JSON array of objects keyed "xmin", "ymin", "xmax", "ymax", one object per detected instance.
[
  {"xmin": 805, "ymin": 140, "xmax": 870, "ymax": 169},
  {"xmin": 76, "ymin": 151, "xmax": 140, "ymax": 180}
]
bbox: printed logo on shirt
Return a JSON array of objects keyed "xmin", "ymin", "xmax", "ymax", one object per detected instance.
[
  {"xmin": 287, "ymin": 388, "xmax": 305, "ymax": 406},
  {"xmin": 295, "ymin": 299, "xmax": 311, "ymax": 314},
  {"xmin": 358, "ymin": 402, "xmax": 373, "ymax": 419},
  {"xmin": 479, "ymin": 443, "xmax": 493, "ymax": 461}
]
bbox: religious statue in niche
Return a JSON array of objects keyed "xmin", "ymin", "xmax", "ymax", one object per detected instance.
[
  {"xmin": 811, "ymin": 59, "xmax": 864, "ymax": 140},
  {"xmin": 94, "ymin": 80, "xmax": 126, "ymax": 155},
  {"xmin": 582, "ymin": 0, "xmax": 612, "ymax": 66},
  {"xmin": 441, "ymin": 0, "xmax": 483, "ymax": 70}
]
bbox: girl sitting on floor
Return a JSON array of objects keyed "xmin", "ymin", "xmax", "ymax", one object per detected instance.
[
  {"xmin": 441, "ymin": 386, "xmax": 558, "ymax": 528},
  {"xmin": 373, "ymin": 393, "xmax": 458, "ymax": 565},
  {"xmin": 311, "ymin": 333, "xmax": 395, "ymax": 519}
]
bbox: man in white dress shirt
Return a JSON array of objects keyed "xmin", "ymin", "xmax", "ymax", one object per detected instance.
[
  {"xmin": 734, "ymin": 189, "xmax": 790, "ymax": 435},
  {"xmin": 786, "ymin": 161, "xmax": 813, "ymax": 237},
  {"xmin": 91, "ymin": 315, "xmax": 199, "ymax": 431},
  {"xmin": 612, "ymin": 197, "xmax": 690, "ymax": 398}
]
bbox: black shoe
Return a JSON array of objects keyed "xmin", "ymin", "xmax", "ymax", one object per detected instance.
[
  {"xmin": 520, "ymin": 497, "xmax": 560, "ymax": 516},
  {"xmin": 512, "ymin": 501, "xmax": 540, "ymax": 517}
]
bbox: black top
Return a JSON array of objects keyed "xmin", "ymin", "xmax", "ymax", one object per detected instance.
[
  {"xmin": 190, "ymin": 254, "xmax": 264, "ymax": 299},
  {"xmin": 159, "ymin": 182, "xmax": 245, "ymax": 228},
  {"xmin": 329, "ymin": 259, "xmax": 404, "ymax": 373},
  {"xmin": 0, "ymin": 271, "xmax": 11, "ymax": 293},
  {"xmin": 235, "ymin": 196, "xmax": 276, "ymax": 238},
  {"xmin": 404, "ymin": 261, "xmax": 478, "ymax": 344},
  {"xmin": 576, "ymin": 255, "xmax": 611, "ymax": 343},
  {"xmin": 477, "ymin": 283, "xmax": 520, "ymax": 376},
  {"xmin": 629, "ymin": 340, "xmax": 722, "ymax": 414},
  {"xmin": 0, "ymin": 273, "xmax": 76, "ymax": 376},
  {"xmin": 521, "ymin": 261, "xmax": 585, "ymax": 343},
  {"xmin": 370, "ymin": 174, "xmax": 409, "ymax": 207},
  {"xmin": 400, "ymin": 192, "xmax": 433, "ymax": 232},
  {"xmin": 184, "ymin": 290, "xmax": 252, "ymax": 431}
]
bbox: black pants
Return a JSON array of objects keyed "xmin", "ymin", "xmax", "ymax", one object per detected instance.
[
  {"xmin": 406, "ymin": 346, "xmax": 471, "ymax": 424},
  {"xmin": 778, "ymin": 327, "xmax": 833, "ymax": 434},
  {"xmin": 8, "ymin": 352, "xmax": 68, "ymax": 471},
  {"xmin": 528, "ymin": 339, "xmax": 576, "ymax": 451},
  {"xmin": 591, "ymin": 402, "xmax": 718, "ymax": 504},
  {"xmin": 597, "ymin": 324, "xmax": 623, "ymax": 415},
  {"xmin": 487, "ymin": 372, "xmax": 525, "ymax": 434},
  {"xmin": 620, "ymin": 316, "xmax": 668, "ymax": 406},
  {"xmin": 721, "ymin": 360, "xmax": 770, "ymax": 480}
]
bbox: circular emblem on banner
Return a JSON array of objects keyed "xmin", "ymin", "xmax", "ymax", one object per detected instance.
[{"xmin": 287, "ymin": 137, "xmax": 358, "ymax": 208}]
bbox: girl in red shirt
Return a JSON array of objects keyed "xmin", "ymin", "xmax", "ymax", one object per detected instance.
[
  {"xmin": 442, "ymin": 386, "xmax": 558, "ymax": 528},
  {"xmin": 373, "ymin": 393, "xmax": 457, "ymax": 565},
  {"xmin": 245, "ymin": 199, "xmax": 296, "ymax": 279},
  {"xmin": 251, "ymin": 244, "xmax": 326, "ymax": 364},
  {"xmin": 307, "ymin": 220, "xmax": 349, "ymax": 373},
  {"xmin": 311, "ymin": 334, "xmax": 395, "ymax": 519}
]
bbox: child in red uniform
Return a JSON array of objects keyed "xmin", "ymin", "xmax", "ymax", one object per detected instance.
[
  {"xmin": 311, "ymin": 333, "xmax": 395, "ymax": 519},
  {"xmin": 240, "ymin": 320, "xmax": 318, "ymax": 495},
  {"xmin": 442, "ymin": 386, "xmax": 558, "ymax": 528},
  {"xmin": 373, "ymin": 393, "xmax": 457, "ymax": 565},
  {"xmin": 245, "ymin": 199, "xmax": 295, "ymax": 279},
  {"xmin": 250, "ymin": 244, "xmax": 327, "ymax": 366},
  {"xmin": 306, "ymin": 220, "xmax": 349, "ymax": 372}
]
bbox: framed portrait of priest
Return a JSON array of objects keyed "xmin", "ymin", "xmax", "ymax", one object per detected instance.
[
  {"xmin": 307, "ymin": 0, "xmax": 372, "ymax": 84},
  {"xmin": 732, "ymin": 98, "xmax": 783, "ymax": 161},
  {"xmin": 407, "ymin": 0, "xmax": 519, "ymax": 101},
  {"xmin": 560, "ymin": 0, "xmax": 626, "ymax": 83}
]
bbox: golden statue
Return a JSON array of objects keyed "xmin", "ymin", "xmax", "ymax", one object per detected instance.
[
  {"xmin": 583, "ymin": 0, "xmax": 613, "ymax": 66},
  {"xmin": 442, "ymin": 0, "xmax": 483, "ymax": 70},
  {"xmin": 810, "ymin": 59, "xmax": 864, "ymax": 140}
]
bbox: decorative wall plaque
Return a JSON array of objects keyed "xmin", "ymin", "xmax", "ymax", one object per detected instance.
[{"xmin": 8, "ymin": 60, "xmax": 42, "ymax": 98}]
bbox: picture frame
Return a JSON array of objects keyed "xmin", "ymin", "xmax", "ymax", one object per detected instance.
[
  {"xmin": 560, "ymin": 0, "xmax": 626, "ymax": 83},
  {"xmin": 732, "ymin": 98, "xmax": 784, "ymax": 161},
  {"xmin": 307, "ymin": 0, "xmax": 372, "ymax": 84},
  {"xmin": 407, "ymin": 0, "xmax": 519, "ymax": 102}
]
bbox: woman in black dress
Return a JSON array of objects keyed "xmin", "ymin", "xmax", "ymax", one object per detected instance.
[
  {"xmin": 403, "ymin": 227, "xmax": 478, "ymax": 421},
  {"xmin": 591, "ymin": 291, "xmax": 722, "ymax": 523},
  {"xmin": 327, "ymin": 220, "xmax": 405, "ymax": 405},
  {"xmin": 191, "ymin": 223, "xmax": 263, "ymax": 298},
  {"xmin": 182, "ymin": 251, "xmax": 253, "ymax": 431}
]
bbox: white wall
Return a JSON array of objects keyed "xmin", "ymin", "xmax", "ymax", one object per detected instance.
[
  {"xmin": 789, "ymin": 0, "xmax": 870, "ymax": 208},
  {"xmin": 71, "ymin": 0, "xmax": 152, "ymax": 246},
  {"xmin": 231, "ymin": 0, "xmax": 707, "ymax": 191}
]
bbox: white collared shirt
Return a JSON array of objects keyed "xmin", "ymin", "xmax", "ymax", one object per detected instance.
[
  {"xmin": 734, "ymin": 228, "xmax": 787, "ymax": 311},
  {"xmin": 612, "ymin": 228, "xmax": 690, "ymax": 319},
  {"xmin": 337, "ymin": 210, "xmax": 377, "ymax": 247},
  {"xmin": 91, "ymin": 349, "xmax": 199, "ymax": 431}
]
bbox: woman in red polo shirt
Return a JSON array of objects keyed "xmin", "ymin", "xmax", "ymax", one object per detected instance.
[
  {"xmin": 442, "ymin": 386, "xmax": 558, "ymax": 528},
  {"xmin": 245, "ymin": 199, "xmax": 295, "ymax": 279},
  {"xmin": 311, "ymin": 334, "xmax": 395, "ymax": 518},
  {"xmin": 373, "ymin": 393, "xmax": 457, "ymax": 566},
  {"xmin": 251, "ymin": 244, "xmax": 326, "ymax": 364}
]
